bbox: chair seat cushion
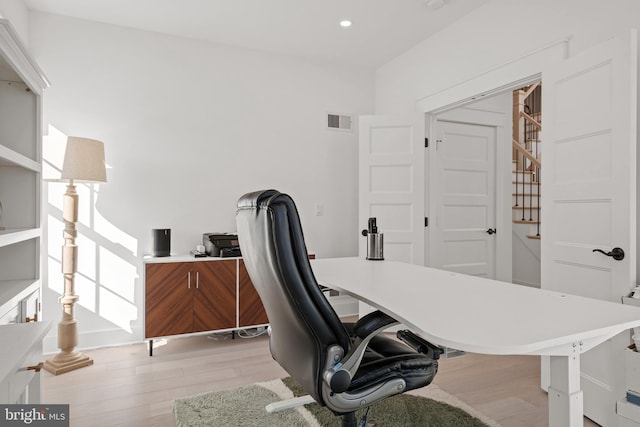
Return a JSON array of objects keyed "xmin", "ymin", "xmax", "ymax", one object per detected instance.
[{"xmin": 344, "ymin": 324, "xmax": 438, "ymax": 393}]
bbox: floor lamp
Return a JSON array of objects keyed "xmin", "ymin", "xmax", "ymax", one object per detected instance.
[{"xmin": 44, "ymin": 136, "xmax": 107, "ymax": 375}]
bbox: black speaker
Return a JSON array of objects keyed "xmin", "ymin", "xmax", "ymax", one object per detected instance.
[{"xmin": 152, "ymin": 229, "xmax": 171, "ymax": 257}]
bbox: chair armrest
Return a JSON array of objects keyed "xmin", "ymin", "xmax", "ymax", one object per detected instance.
[
  {"xmin": 396, "ymin": 330, "xmax": 443, "ymax": 360},
  {"xmin": 323, "ymin": 310, "xmax": 399, "ymax": 393},
  {"xmin": 353, "ymin": 310, "xmax": 398, "ymax": 339}
]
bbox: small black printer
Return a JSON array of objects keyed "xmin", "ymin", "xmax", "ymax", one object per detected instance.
[{"xmin": 203, "ymin": 233, "xmax": 242, "ymax": 257}]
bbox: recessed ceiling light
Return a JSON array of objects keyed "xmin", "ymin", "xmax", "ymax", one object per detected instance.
[{"xmin": 340, "ymin": 20, "xmax": 352, "ymax": 28}]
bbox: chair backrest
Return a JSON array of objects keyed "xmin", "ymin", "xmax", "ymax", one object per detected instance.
[{"xmin": 236, "ymin": 190, "xmax": 350, "ymax": 403}]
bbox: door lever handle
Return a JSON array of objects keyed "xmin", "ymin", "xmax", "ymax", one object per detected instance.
[
  {"xmin": 592, "ymin": 247, "xmax": 625, "ymax": 261},
  {"xmin": 486, "ymin": 228, "xmax": 496, "ymax": 235}
]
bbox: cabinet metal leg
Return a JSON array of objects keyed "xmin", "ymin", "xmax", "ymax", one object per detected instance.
[{"xmin": 149, "ymin": 339, "xmax": 153, "ymax": 357}]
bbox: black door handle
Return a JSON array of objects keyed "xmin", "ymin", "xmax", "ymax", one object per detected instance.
[
  {"xmin": 486, "ymin": 228, "xmax": 496, "ymax": 235},
  {"xmin": 592, "ymin": 247, "xmax": 625, "ymax": 261}
]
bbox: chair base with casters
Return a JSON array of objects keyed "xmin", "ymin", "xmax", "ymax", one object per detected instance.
[{"xmin": 236, "ymin": 190, "xmax": 440, "ymax": 427}]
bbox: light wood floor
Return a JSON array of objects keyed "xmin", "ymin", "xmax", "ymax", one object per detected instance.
[{"xmin": 42, "ymin": 332, "xmax": 599, "ymax": 427}]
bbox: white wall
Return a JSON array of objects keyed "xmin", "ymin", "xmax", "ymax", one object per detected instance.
[
  {"xmin": 376, "ymin": 0, "xmax": 640, "ymax": 114},
  {"xmin": 512, "ymin": 225, "xmax": 541, "ymax": 288},
  {"xmin": 0, "ymin": 0, "xmax": 29, "ymax": 45},
  {"xmin": 29, "ymin": 12, "xmax": 373, "ymax": 351}
]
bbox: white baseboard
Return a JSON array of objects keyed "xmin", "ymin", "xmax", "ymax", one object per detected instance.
[{"xmin": 43, "ymin": 325, "xmax": 144, "ymax": 355}]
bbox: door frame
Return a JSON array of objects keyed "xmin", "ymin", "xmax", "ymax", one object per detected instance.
[
  {"xmin": 429, "ymin": 104, "xmax": 510, "ymax": 281},
  {"xmin": 416, "ymin": 38, "xmax": 568, "ymax": 280},
  {"xmin": 416, "ymin": 38, "xmax": 568, "ymax": 114}
]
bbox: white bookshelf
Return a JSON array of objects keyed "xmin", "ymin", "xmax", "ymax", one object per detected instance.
[
  {"xmin": 0, "ymin": 228, "xmax": 41, "ymax": 248},
  {"xmin": 0, "ymin": 145, "xmax": 41, "ymax": 171},
  {"xmin": 0, "ymin": 279, "xmax": 40, "ymax": 303},
  {"xmin": 0, "ymin": 18, "xmax": 51, "ymax": 404}
]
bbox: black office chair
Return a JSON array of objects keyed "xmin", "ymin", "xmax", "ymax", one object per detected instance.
[{"xmin": 236, "ymin": 190, "xmax": 440, "ymax": 427}]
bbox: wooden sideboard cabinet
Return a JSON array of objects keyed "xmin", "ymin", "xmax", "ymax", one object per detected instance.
[
  {"xmin": 144, "ymin": 256, "xmax": 269, "ymax": 354},
  {"xmin": 144, "ymin": 254, "xmax": 317, "ymax": 355},
  {"xmin": 145, "ymin": 261, "xmax": 193, "ymax": 338},
  {"xmin": 192, "ymin": 260, "xmax": 236, "ymax": 333},
  {"xmin": 238, "ymin": 259, "xmax": 268, "ymax": 327},
  {"xmin": 145, "ymin": 259, "xmax": 237, "ymax": 339}
]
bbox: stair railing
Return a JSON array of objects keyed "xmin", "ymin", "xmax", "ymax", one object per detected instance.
[
  {"xmin": 513, "ymin": 82, "xmax": 542, "ymax": 237},
  {"xmin": 512, "ymin": 139, "xmax": 540, "ymax": 168}
]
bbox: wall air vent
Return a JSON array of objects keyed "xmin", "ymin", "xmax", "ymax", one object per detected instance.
[{"xmin": 327, "ymin": 113, "xmax": 353, "ymax": 132}]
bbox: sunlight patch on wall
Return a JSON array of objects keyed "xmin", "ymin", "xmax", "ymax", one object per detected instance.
[
  {"xmin": 76, "ymin": 233, "xmax": 97, "ymax": 280},
  {"xmin": 47, "ymin": 215, "xmax": 63, "ymax": 259},
  {"xmin": 99, "ymin": 246, "xmax": 136, "ymax": 302},
  {"xmin": 47, "ymin": 257, "xmax": 63, "ymax": 296},
  {"xmin": 75, "ymin": 184, "xmax": 94, "ymax": 229},
  {"xmin": 99, "ymin": 287, "xmax": 136, "ymax": 333},
  {"xmin": 42, "ymin": 125, "xmax": 66, "ymax": 180},
  {"xmin": 75, "ymin": 273, "xmax": 97, "ymax": 312},
  {"xmin": 47, "ymin": 182, "xmax": 64, "ymax": 211},
  {"xmin": 94, "ymin": 197, "xmax": 138, "ymax": 255}
]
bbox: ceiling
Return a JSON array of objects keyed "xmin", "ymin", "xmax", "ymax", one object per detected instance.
[{"xmin": 24, "ymin": 0, "xmax": 489, "ymax": 68}]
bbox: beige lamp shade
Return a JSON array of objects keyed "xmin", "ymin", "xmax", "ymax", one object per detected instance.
[{"xmin": 61, "ymin": 136, "xmax": 107, "ymax": 183}]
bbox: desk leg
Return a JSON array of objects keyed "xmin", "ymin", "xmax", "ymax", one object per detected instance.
[{"xmin": 548, "ymin": 353, "xmax": 583, "ymax": 427}]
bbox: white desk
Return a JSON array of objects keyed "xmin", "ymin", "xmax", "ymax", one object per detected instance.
[{"xmin": 311, "ymin": 257, "xmax": 640, "ymax": 427}]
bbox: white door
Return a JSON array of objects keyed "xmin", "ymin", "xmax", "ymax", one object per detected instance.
[
  {"xmin": 431, "ymin": 119, "xmax": 497, "ymax": 278},
  {"xmin": 541, "ymin": 30, "xmax": 637, "ymax": 426},
  {"xmin": 358, "ymin": 114, "xmax": 425, "ymax": 265}
]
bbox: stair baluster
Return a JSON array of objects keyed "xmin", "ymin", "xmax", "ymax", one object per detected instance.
[
  {"xmin": 536, "ymin": 86, "xmax": 542, "ymax": 237},
  {"xmin": 536, "ymin": 163, "xmax": 540, "ymax": 236},
  {"xmin": 529, "ymin": 93, "xmax": 534, "ymax": 222},
  {"xmin": 535, "ymin": 86, "xmax": 541, "ymax": 236},
  {"xmin": 514, "ymin": 165, "xmax": 519, "ymax": 207},
  {"xmin": 526, "ymin": 115, "xmax": 532, "ymax": 221},
  {"xmin": 522, "ymin": 152, "xmax": 526, "ymax": 221}
]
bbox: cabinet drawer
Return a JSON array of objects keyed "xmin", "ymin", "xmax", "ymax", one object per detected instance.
[
  {"xmin": 7, "ymin": 338, "xmax": 41, "ymax": 403},
  {"xmin": 0, "ymin": 322, "xmax": 50, "ymax": 404}
]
